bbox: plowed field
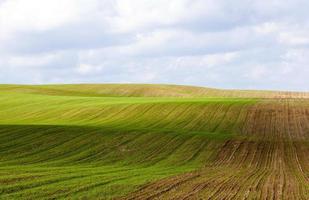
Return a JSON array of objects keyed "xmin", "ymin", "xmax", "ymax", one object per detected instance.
[{"xmin": 0, "ymin": 84, "xmax": 308, "ymax": 199}]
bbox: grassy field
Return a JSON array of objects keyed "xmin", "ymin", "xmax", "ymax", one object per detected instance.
[{"xmin": 0, "ymin": 84, "xmax": 308, "ymax": 199}]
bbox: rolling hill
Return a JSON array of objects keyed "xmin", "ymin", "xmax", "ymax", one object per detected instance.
[{"xmin": 0, "ymin": 84, "xmax": 308, "ymax": 199}]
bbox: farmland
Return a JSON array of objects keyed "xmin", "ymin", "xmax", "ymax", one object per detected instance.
[{"xmin": 0, "ymin": 84, "xmax": 308, "ymax": 199}]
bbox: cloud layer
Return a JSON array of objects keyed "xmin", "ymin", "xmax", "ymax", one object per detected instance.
[{"xmin": 1, "ymin": 0, "xmax": 309, "ymax": 91}]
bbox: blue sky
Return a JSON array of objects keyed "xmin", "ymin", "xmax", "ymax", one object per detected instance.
[{"xmin": 0, "ymin": 0, "xmax": 309, "ymax": 91}]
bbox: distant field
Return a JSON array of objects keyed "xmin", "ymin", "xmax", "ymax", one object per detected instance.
[
  {"xmin": 1, "ymin": 84, "xmax": 309, "ymax": 98},
  {"xmin": 0, "ymin": 84, "xmax": 308, "ymax": 199}
]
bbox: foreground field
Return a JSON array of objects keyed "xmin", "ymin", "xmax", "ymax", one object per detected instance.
[{"xmin": 0, "ymin": 84, "xmax": 308, "ymax": 199}]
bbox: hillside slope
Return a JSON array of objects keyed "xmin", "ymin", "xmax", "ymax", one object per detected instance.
[
  {"xmin": 0, "ymin": 84, "xmax": 308, "ymax": 199},
  {"xmin": 1, "ymin": 84, "xmax": 309, "ymax": 98}
]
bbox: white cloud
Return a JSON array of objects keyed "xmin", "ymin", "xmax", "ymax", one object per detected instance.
[
  {"xmin": 76, "ymin": 63, "xmax": 104, "ymax": 75},
  {"xmin": 0, "ymin": 0, "xmax": 85, "ymax": 40},
  {"xmin": 110, "ymin": 0, "xmax": 187, "ymax": 32},
  {"xmin": 279, "ymin": 31, "xmax": 309, "ymax": 46},
  {"xmin": 254, "ymin": 22, "xmax": 280, "ymax": 34},
  {"xmin": 168, "ymin": 52, "xmax": 238, "ymax": 70},
  {"xmin": 245, "ymin": 66, "xmax": 269, "ymax": 80},
  {"xmin": 0, "ymin": 0, "xmax": 309, "ymax": 91},
  {"xmin": 7, "ymin": 53, "xmax": 59, "ymax": 67}
]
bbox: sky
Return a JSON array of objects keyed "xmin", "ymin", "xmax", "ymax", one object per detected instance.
[{"xmin": 0, "ymin": 0, "xmax": 309, "ymax": 91}]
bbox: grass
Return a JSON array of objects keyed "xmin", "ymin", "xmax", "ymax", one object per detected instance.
[
  {"xmin": 0, "ymin": 84, "xmax": 308, "ymax": 199},
  {"xmin": 0, "ymin": 163, "xmax": 196, "ymax": 199}
]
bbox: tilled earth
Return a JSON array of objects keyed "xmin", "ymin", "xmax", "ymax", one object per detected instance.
[{"xmin": 121, "ymin": 100, "xmax": 309, "ymax": 200}]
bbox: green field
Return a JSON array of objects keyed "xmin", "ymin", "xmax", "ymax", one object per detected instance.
[{"xmin": 0, "ymin": 84, "xmax": 308, "ymax": 199}]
